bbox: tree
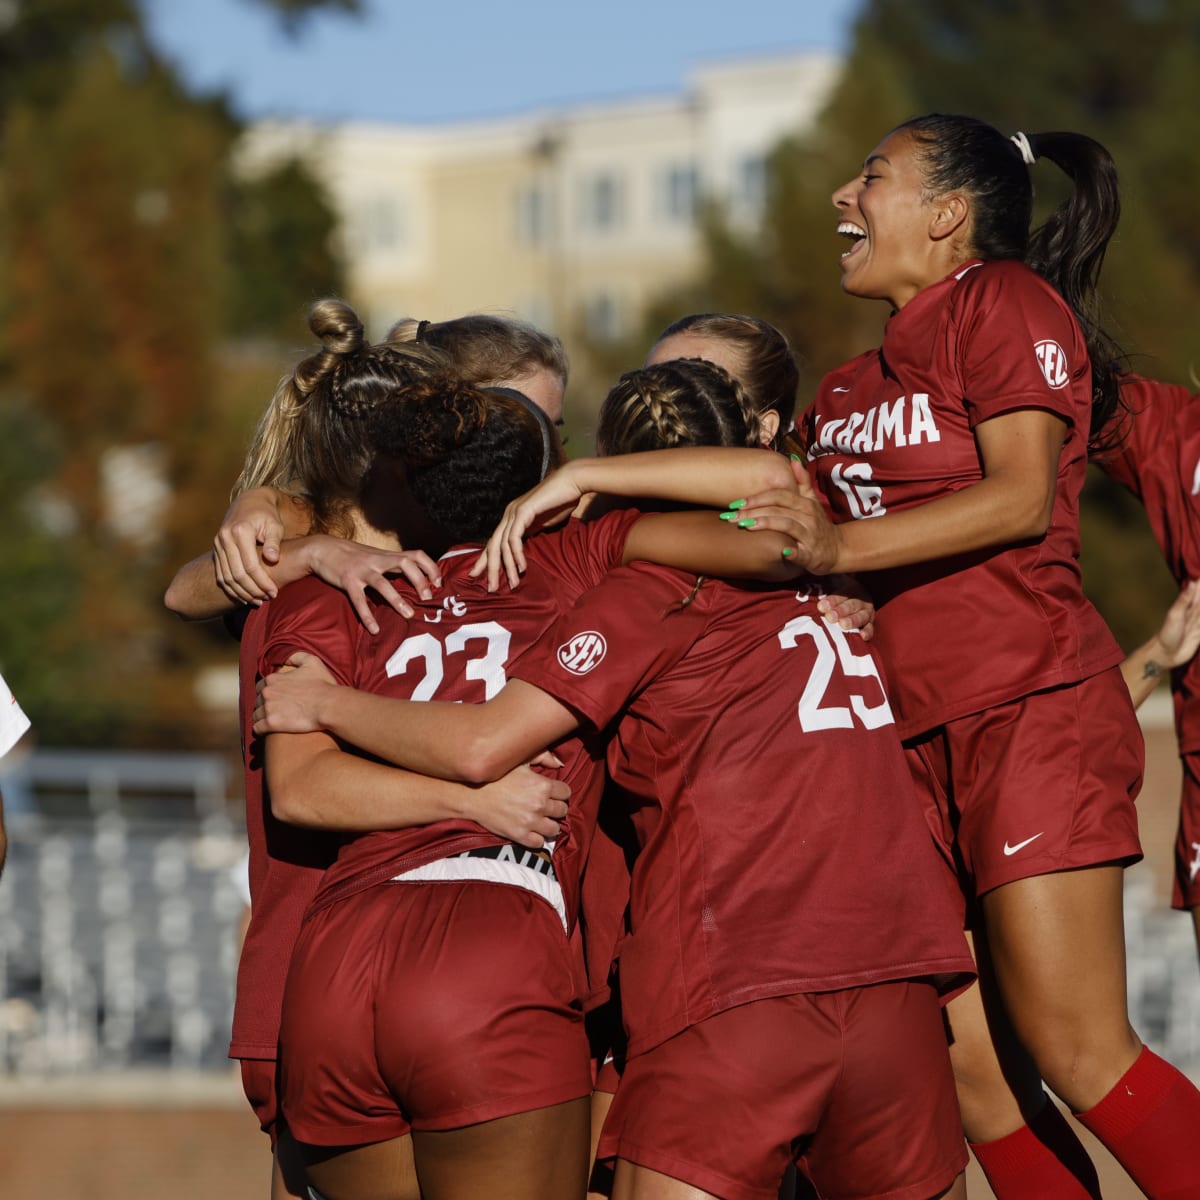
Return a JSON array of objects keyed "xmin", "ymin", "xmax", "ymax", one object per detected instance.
[{"xmin": 668, "ymin": 0, "xmax": 1200, "ymax": 649}]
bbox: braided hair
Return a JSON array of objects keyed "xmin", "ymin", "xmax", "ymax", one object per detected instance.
[{"xmin": 596, "ymin": 359, "xmax": 763, "ymax": 457}]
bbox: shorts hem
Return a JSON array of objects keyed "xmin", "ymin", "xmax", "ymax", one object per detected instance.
[
  {"xmin": 610, "ymin": 1136, "xmax": 774, "ymax": 1200},
  {"xmin": 285, "ymin": 1115, "xmax": 411, "ymax": 1148},
  {"xmin": 409, "ymin": 1078, "xmax": 592, "ymax": 1133},
  {"xmin": 975, "ymin": 840, "xmax": 1142, "ymax": 897},
  {"xmin": 816, "ymin": 1149, "xmax": 968, "ymax": 1200}
]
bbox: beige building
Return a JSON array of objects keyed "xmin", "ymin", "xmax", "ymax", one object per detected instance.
[{"xmin": 237, "ymin": 51, "xmax": 840, "ymax": 368}]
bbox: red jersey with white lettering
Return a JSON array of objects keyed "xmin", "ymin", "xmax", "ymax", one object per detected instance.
[
  {"xmin": 292, "ymin": 509, "xmax": 643, "ymax": 921},
  {"xmin": 805, "ymin": 259, "xmax": 1122, "ymax": 738},
  {"xmin": 230, "ymin": 606, "xmax": 342, "ymax": 1061},
  {"xmin": 514, "ymin": 564, "xmax": 974, "ymax": 1058},
  {"xmin": 1099, "ymin": 376, "xmax": 1200, "ymax": 752},
  {"xmin": 229, "ymin": 509, "xmax": 639, "ymax": 1063}
]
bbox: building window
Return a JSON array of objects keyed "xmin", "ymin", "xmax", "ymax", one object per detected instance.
[
  {"xmin": 660, "ymin": 163, "xmax": 699, "ymax": 223},
  {"xmin": 516, "ymin": 184, "xmax": 549, "ymax": 246},
  {"xmin": 583, "ymin": 290, "xmax": 625, "ymax": 342},
  {"xmin": 351, "ymin": 195, "xmax": 405, "ymax": 253},
  {"xmin": 580, "ymin": 171, "xmax": 623, "ymax": 232},
  {"xmin": 736, "ymin": 155, "xmax": 768, "ymax": 215}
]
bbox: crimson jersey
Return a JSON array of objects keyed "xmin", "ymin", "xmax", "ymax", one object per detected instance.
[
  {"xmin": 805, "ymin": 259, "xmax": 1122, "ymax": 739},
  {"xmin": 230, "ymin": 509, "xmax": 639, "ymax": 1065},
  {"xmin": 1099, "ymin": 377, "xmax": 1200, "ymax": 752},
  {"xmin": 515, "ymin": 564, "xmax": 974, "ymax": 1058},
  {"xmin": 230, "ymin": 607, "xmax": 341, "ymax": 1061},
  {"xmin": 286, "ymin": 509, "xmax": 643, "ymax": 923}
]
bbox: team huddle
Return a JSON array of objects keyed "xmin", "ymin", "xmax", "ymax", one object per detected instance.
[{"xmin": 167, "ymin": 113, "xmax": 1200, "ymax": 1200}]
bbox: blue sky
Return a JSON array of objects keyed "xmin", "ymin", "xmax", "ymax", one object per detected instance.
[{"xmin": 143, "ymin": 0, "xmax": 861, "ymax": 125}]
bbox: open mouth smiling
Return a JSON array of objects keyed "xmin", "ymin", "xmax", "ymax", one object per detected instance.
[{"xmin": 838, "ymin": 221, "xmax": 867, "ymax": 259}]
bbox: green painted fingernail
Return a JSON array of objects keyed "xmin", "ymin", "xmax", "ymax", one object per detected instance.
[
  {"xmin": 719, "ymin": 510, "xmax": 738, "ymax": 521},
  {"xmin": 727, "ymin": 498, "xmax": 747, "ymax": 510},
  {"xmin": 781, "ymin": 547, "xmax": 795, "ymax": 558},
  {"xmin": 790, "ymin": 453, "xmax": 802, "ymax": 462},
  {"xmin": 737, "ymin": 518, "xmax": 756, "ymax": 528}
]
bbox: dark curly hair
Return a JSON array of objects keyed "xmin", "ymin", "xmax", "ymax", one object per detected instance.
[{"xmin": 369, "ymin": 378, "xmax": 549, "ymax": 545}]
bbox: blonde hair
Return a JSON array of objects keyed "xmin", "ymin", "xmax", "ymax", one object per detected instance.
[
  {"xmin": 234, "ymin": 299, "xmax": 443, "ymax": 534},
  {"xmin": 596, "ymin": 359, "xmax": 762, "ymax": 457},
  {"xmin": 653, "ymin": 313, "xmax": 798, "ymax": 441},
  {"xmin": 387, "ymin": 313, "xmax": 569, "ymax": 388}
]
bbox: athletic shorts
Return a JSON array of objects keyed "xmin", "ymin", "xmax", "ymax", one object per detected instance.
[
  {"xmin": 597, "ymin": 982, "xmax": 965, "ymax": 1200},
  {"xmin": 905, "ymin": 667, "xmax": 1143, "ymax": 917},
  {"xmin": 1173, "ymin": 753, "xmax": 1200, "ymax": 910},
  {"xmin": 239, "ymin": 1057, "xmax": 280, "ymax": 1144},
  {"xmin": 278, "ymin": 879, "xmax": 592, "ymax": 1147}
]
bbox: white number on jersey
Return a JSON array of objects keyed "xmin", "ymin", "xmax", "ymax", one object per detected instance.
[
  {"xmin": 778, "ymin": 615, "xmax": 894, "ymax": 732},
  {"xmin": 830, "ymin": 462, "xmax": 886, "ymax": 520},
  {"xmin": 385, "ymin": 621, "xmax": 513, "ymax": 702}
]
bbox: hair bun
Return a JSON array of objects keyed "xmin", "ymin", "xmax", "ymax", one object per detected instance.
[{"xmin": 308, "ymin": 298, "xmax": 364, "ymax": 357}]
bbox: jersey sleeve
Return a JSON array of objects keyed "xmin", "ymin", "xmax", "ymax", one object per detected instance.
[
  {"xmin": 534, "ymin": 507, "xmax": 645, "ymax": 602},
  {"xmin": 953, "ymin": 263, "xmax": 1085, "ymax": 429},
  {"xmin": 512, "ymin": 562, "xmax": 708, "ymax": 732},
  {"xmin": 256, "ymin": 577, "xmax": 364, "ymax": 687},
  {"xmin": 0, "ymin": 672, "xmax": 30, "ymax": 758}
]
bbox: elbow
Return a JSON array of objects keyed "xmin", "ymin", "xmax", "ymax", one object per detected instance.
[
  {"xmin": 269, "ymin": 789, "xmax": 311, "ymax": 828},
  {"xmin": 1009, "ymin": 493, "xmax": 1055, "ymax": 541},
  {"xmin": 163, "ymin": 578, "xmax": 190, "ymax": 618},
  {"xmin": 455, "ymin": 730, "xmax": 519, "ymax": 785},
  {"xmin": 756, "ymin": 454, "xmax": 797, "ymax": 494}
]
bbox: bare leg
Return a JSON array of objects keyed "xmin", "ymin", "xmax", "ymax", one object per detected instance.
[
  {"xmin": 612, "ymin": 1160, "xmax": 718, "ymax": 1200},
  {"xmin": 943, "ymin": 929, "xmax": 1044, "ymax": 1142},
  {"xmin": 589, "ymin": 1089, "xmax": 616, "ymax": 1199},
  {"xmin": 414, "ymin": 1097, "xmax": 590, "ymax": 1200},
  {"xmin": 937, "ymin": 1173, "xmax": 968, "ymax": 1199},
  {"xmin": 298, "ymin": 1135, "xmax": 419, "ymax": 1200},
  {"xmin": 1192, "ymin": 906, "xmax": 1200, "ymax": 966},
  {"xmin": 982, "ymin": 867, "xmax": 1141, "ymax": 1111}
]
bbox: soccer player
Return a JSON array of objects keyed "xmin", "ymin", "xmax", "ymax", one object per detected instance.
[
  {"xmin": 726, "ymin": 114, "xmax": 1200, "ymax": 1197},
  {"xmin": 1101, "ymin": 376, "xmax": 1200, "ymax": 959},
  {"xmin": 0, "ymin": 670, "xmax": 31, "ymax": 880},
  {"xmin": 257, "ymin": 364, "xmax": 975, "ymax": 1200}
]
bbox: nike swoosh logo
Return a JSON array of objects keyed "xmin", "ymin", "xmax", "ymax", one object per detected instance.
[
  {"xmin": 1003, "ymin": 833, "xmax": 1045, "ymax": 856},
  {"xmin": 832, "ymin": 386, "xmax": 851, "ymax": 393}
]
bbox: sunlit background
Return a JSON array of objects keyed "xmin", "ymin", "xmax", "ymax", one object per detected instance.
[{"xmin": 1, "ymin": 1, "xmax": 1198, "ymax": 1196}]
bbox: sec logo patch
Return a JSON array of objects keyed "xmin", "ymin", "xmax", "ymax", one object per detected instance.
[
  {"xmin": 1034, "ymin": 339, "xmax": 1070, "ymax": 389},
  {"xmin": 557, "ymin": 631, "xmax": 607, "ymax": 675}
]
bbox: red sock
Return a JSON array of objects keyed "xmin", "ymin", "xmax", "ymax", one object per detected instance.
[
  {"xmin": 1074, "ymin": 1046, "xmax": 1200, "ymax": 1198},
  {"xmin": 969, "ymin": 1094, "xmax": 1101, "ymax": 1198}
]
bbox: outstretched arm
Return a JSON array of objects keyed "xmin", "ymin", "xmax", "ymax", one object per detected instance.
[
  {"xmin": 256, "ymin": 654, "xmax": 579, "ymax": 785},
  {"xmin": 738, "ymin": 410, "xmax": 1066, "ymax": 574},
  {"xmin": 477, "ymin": 448, "xmax": 799, "ymax": 590},
  {"xmin": 1122, "ymin": 581, "xmax": 1200, "ymax": 709},
  {"xmin": 264, "ymin": 726, "xmax": 570, "ymax": 848}
]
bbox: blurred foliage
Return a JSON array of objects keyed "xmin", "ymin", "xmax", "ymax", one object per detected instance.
[
  {"xmin": 586, "ymin": 0, "xmax": 1200, "ymax": 654},
  {"xmin": 0, "ymin": 0, "xmax": 351, "ymax": 746}
]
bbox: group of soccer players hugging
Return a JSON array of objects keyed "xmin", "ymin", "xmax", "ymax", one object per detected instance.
[{"xmin": 167, "ymin": 113, "xmax": 1200, "ymax": 1200}]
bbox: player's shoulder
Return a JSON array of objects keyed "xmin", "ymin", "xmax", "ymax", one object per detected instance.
[
  {"xmin": 953, "ymin": 258, "xmax": 1061, "ymax": 309},
  {"xmin": 1120, "ymin": 373, "xmax": 1195, "ymax": 416}
]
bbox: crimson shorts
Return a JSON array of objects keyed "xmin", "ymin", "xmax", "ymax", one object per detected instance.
[
  {"xmin": 1174, "ymin": 752, "xmax": 1200, "ymax": 910},
  {"xmin": 278, "ymin": 879, "xmax": 592, "ymax": 1147},
  {"xmin": 239, "ymin": 1057, "xmax": 280, "ymax": 1144},
  {"xmin": 597, "ymin": 982, "xmax": 965, "ymax": 1200},
  {"xmin": 905, "ymin": 667, "xmax": 1143, "ymax": 917}
]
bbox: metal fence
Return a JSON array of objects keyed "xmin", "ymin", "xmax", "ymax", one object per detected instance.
[{"xmin": 1, "ymin": 749, "xmax": 1197, "ymax": 1079}]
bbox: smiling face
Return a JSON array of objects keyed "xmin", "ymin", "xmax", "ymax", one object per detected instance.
[{"xmin": 832, "ymin": 129, "xmax": 965, "ymax": 311}]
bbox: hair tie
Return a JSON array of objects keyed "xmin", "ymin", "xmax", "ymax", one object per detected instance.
[
  {"xmin": 415, "ymin": 319, "xmax": 431, "ymax": 342},
  {"xmin": 1010, "ymin": 132, "xmax": 1036, "ymax": 166},
  {"xmin": 484, "ymin": 387, "xmax": 554, "ymax": 480}
]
